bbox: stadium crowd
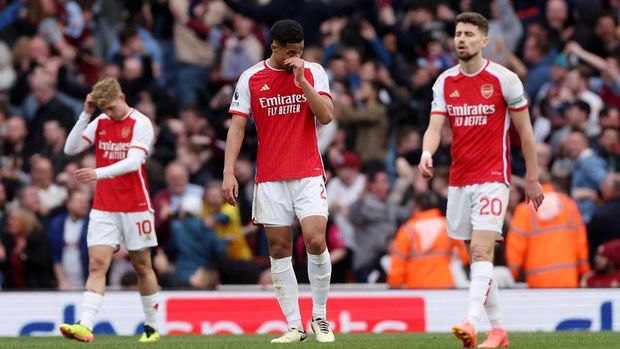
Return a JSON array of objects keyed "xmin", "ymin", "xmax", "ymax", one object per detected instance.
[{"xmin": 0, "ymin": 0, "xmax": 619, "ymax": 291}]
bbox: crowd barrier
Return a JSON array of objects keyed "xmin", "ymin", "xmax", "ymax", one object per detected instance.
[{"xmin": 0, "ymin": 288, "xmax": 617, "ymax": 336}]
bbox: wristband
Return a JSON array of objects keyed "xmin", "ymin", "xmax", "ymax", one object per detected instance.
[{"xmin": 421, "ymin": 150, "xmax": 432, "ymax": 160}]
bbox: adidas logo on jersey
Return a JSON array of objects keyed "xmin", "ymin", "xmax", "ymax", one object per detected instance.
[
  {"xmin": 450, "ymin": 90, "xmax": 460, "ymax": 98},
  {"xmin": 260, "ymin": 84, "xmax": 270, "ymax": 91}
]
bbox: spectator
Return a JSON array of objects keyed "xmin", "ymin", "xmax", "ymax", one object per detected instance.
[
  {"xmin": 561, "ymin": 67, "xmax": 603, "ymax": 136},
  {"xmin": 523, "ymin": 33, "xmax": 553, "ymax": 99},
  {"xmin": 222, "ymin": 0, "xmax": 374, "ymax": 47},
  {"xmin": 40, "ymin": 119, "xmax": 77, "ymax": 176},
  {"xmin": 29, "ymin": 156, "xmax": 68, "ymax": 215},
  {"xmin": 565, "ymin": 129, "xmax": 608, "ymax": 223},
  {"xmin": 2, "ymin": 116, "xmax": 31, "ymax": 175},
  {"xmin": 507, "ymin": 173, "xmax": 590, "ymax": 288},
  {"xmin": 0, "ymin": 182, "xmax": 8, "ymax": 228},
  {"xmin": 336, "ymin": 80, "xmax": 388, "ymax": 163},
  {"xmin": 16, "ymin": 185, "xmax": 49, "ymax": 226},
  {"xmin": 582, "ymin": 239, "xmax": 620, "ymax": 288},
  {"xmin": 109, "ymin": 25, "xmax": 157, "ymax": 86},
  {"xmin": 171, "ymin": 194, "xmax": 226, "ymax": 289},
  {"xmin": 169, "ymin": 0, "xmax": 217, "ymax": 109},
  {"xmin": 595, "ymin": 127, "xmax": 620, "ymax": 172},
  {"xmin": 388, "ymin": 192, "xmax": 467, "ymax": 289},
  {"xmin": 0, "ymin": 40, "xmax": 16, "ymax": 92},
  {"xmin": 484, "ymin": 0, "xmax": 523, "ymax": 57},
  {"xmin": 549, "ymin": 100, "xmax": 590, "ymax": 153},
  {"xmin": 220, "ymin": 14, "xmax": 263, "ymax": 82},
  {"xmin": 348, "ymin": 169, "xmax": 402, "ymax": 282},
  {"xmin": 587, "ymin": 173, "xmax": 620, "ymax": 261},
  {"xmin": 326, "ymin": 151, "xmax": 365, "ymax": 247},
  {"xmin": 0, "ymin": 207, "xmax": 55, "ymax": 289},
  {"xmin": 48, "ymin": 190, "xmax": 90, "ymax": 290},
  {"xmin": 203, "ymin": 181, "xmax": 251, "ymax": 262},
  {"xmin": 544, "ymin": 0, "xmax": 573, "ymax": 50},
  {"xmin": 23, "ymin": 67, "xmax": 76, "ymax": 152},
  {"xmin": 154, "ymin": 161, "xmax": 204, "ymax": 251}
]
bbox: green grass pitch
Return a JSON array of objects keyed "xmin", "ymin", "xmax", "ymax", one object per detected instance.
[{"xmin": 1, "ymin": 332, "xmax": 620, "ymax": 349}]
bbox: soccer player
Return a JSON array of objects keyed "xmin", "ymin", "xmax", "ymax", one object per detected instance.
[
  {"xmin": 222, "ymin": 19, "xmax": 335, "ymax": 343},
  {"xmin": 418, "ymin": 12, "xmax": 544, "ymax": 349},
  {"xmin": 59, "ymin": 78, "xmax": 160, "ymax": 343}
]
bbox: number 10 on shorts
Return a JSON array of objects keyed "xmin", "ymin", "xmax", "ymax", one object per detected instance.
[{"xmin": 136, "ymin": 219, "xmax": 153, "ymax": 236}]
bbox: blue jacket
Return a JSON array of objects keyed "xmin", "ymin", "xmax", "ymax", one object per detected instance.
[
  {"xmin": 48, "ymin": 212, "xmax": 89, "ymax": 282},
  {"xmin": 572, "ymin": 150, "xmax": 608, "ymax": 223},
  {"xmin": 171, "ymin": 216, "xmax": 227, "ymax": 284}
]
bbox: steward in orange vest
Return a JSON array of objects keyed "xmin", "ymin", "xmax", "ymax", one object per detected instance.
[
  {"xmin": 388, "ymin": 193, "xmax": 467, "ymax": 289},
  {"xmin": 507, "ymin": 181, "xmax": 590, "ymax": 288}
]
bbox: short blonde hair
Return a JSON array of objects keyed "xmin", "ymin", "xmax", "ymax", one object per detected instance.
[
  {"xmin": 91, "ymin": 77, "xmax": 122, "ymax": 108},
  {"xmin": 9, "ymin": 207, "xmax": 42, "ymax": 236}
]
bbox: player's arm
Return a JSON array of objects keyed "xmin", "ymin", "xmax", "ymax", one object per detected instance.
[
  {"xmin": 503, "ymin": 69, "xmax": 544, "ymax": 210},
  {"xmin": 74, "ymin": 116, "xmax": 153, "ymax": 182},
  {"xmin": 73, "ymin": 145, "xmax": 148, "ymax": 182},
  {"xmin": 510, "ymin": 108, "xmax": 544, "ymax": 210},
  {"xmin": 419, "ymin": 74, "xmax": 448, "ymax": 179},
  {"xmin": 222, "ymin": 115, "xmax": 248, "ymax": 206},
  {"xmin": 64, "ymin": 94, "xmax": 98, "ymax": 155},
  {"xmin": 287, "ymin": 58, "xmax": 334, "ymax": 125},
  {"xmin": 301, "ymin": 82, "xmax": 334, "ymax": 125},
  {"xmin": 418, "ymin": 113, "xmax": 446, "ymax": 178}
]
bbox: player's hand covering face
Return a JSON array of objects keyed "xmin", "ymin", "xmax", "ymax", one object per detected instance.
[
  {"xmin": 454, "ymin": 22, "xmax": 488, "ymax": 62},
  {"xmin": 284, "ymin": 57, "xmax": 306, "ymax": 84},
  {"xmin": 273, "ymin": 41, "xmax": 304, "ymax": 71}
]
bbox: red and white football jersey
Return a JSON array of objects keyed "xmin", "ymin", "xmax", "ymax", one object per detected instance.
[
  {"xmin": 431, "ymin": 60, "xmax": 528, "ymax": 186},
  {"xmin": 82, "ymin": 108, "xmax": 154, "ymax": 212},
  {"xmin": 229, "ymin": 60, "xmax": 331, "ymax": 183}
]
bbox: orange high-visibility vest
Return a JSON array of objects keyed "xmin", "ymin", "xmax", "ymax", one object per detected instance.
[
  {"xmin": 388, "ymin": 209, "xmax": 467, "ymax": 289},
  {"xmin": 506, "ymin": 184, "xmax": 590, "ymax": 288}
]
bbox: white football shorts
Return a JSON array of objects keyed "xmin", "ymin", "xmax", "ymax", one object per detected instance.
[
  {"xmin": 252, "ymin": 175, "xmax": 328, "ymax": 226},
  {"xmin": 446, "ymin": 182, "xmax": 509, "ymax": 240},
  {"xmin": 87, "ymin": 209, "xmax": 158, "ymax": 251}
]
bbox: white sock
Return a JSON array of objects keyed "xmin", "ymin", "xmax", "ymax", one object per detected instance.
[
  {"xmin": 307, "ymin": 249, "xmax": 331, "ymax": 320},
  {"xmin": 141, "ymin": 292, "xmax": 160, "ymax": 331},
  {"xmin": 466, "ymin": 261, "xmax": 493, "ymax": 327},
  {"xmin": 270, "ymin": 256, "xmax": 302, "ymax": 330},
  {"xmin": 79, "ymin": 291, "xmax": 104, "ymax": 331},
  {"xmin": 484, "ymin": 279, "xmax": 503, "ymax": 328}
]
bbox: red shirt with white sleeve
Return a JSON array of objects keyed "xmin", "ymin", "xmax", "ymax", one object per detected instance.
[
  {"xmin": 81, "ymin": 108, "xmax": 154, "ymax": 212},
  {"xmin": 431, "ymin": 60, "xmax": 528, "ymax": 186},
  {"xmin": 229, "ymin": 60, "xmax": 331, "ymax": 183}
]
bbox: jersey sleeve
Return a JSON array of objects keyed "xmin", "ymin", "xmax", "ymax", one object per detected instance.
[
  {"xmin": 229, "ymin": 70, "xmax": 252, "ymax": 118},
  {"xmin": 430, "ymin": 75, "xmax": 447, "ymax": 115},
  {"xmin": 82, "ymin": 114, "xmax": 103, "ymax": 144},
  {"xmin": 129, "ymin": 116, "xmax": 154, "ymax": 155},
  {"xmin": 499, "ymin": 70, "xmax": 528, "ymax": 111},
  {"xmin": 309, "ymin": 62, "xmax": 331, "ymax": 98}
]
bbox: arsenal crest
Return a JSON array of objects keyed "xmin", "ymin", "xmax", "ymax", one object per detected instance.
[
  {"xmin": 121, "ymin": 127, "xmax": 131, "ymax": 138},
  {"xmin": 481, "ymin": 84, "xmax": 493, "ymax": 99}
]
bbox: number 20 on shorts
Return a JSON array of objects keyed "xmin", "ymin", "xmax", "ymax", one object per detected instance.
[
  {"xmin": 136, "ymin": 219, "xmax": 153, "ymax": 236},
  {"xmin": 479, "ymin": 197, "xmax": 502, "ymax": 216}
]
